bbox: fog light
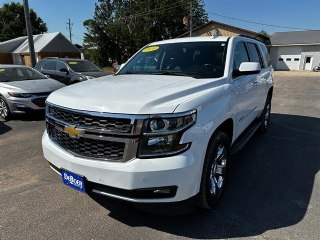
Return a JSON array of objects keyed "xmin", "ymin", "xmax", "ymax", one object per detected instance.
[
  {"xmin": 15, "ymin": 103, "xmax": 28, "ymax": 108},
  {"xmin": 153, "ymin": 188, "xmax": 171, "ymax": 194}
]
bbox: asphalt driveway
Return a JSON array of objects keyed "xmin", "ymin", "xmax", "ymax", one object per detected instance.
[{"xmin": 0, "ymin": 71, "xmax": 319, "ymax": 240}]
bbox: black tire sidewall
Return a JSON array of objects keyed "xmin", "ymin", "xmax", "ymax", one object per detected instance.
[
  {"xmin": 259, "ymin": 96, "xmax": 271, "ymax": 134},
  {"xmin": 198, "ymin": 131, "xmax": 230, "ymax": 209},
  {"xmin": 0, "ymin": 97, "xmax": 11, "ymax": 121}
]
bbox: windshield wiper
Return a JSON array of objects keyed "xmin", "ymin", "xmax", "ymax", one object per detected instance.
[
  {"xmin": 121, "ymin": 71, "xmax": 137, "ymax": 74},
  {"xmin": 150, "ymin": 71, "xmax": 199, "ymax": 78}
]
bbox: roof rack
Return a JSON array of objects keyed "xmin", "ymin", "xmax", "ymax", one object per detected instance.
[{"xmin": 237, "ymin": 34, "xmax": 263, "ymax": 41}]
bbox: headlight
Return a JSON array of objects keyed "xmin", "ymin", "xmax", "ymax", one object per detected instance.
[
  {"xmin": 8, "ymin": 92, "xmax": 32, "ymax": 98},
  {"xmin": 138, "ymin": 110, "xmax": 196, "ymax": 158}
]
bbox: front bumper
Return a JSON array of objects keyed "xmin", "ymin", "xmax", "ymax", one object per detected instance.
[
  {"xmin": 7, "ymin": 96, "xmax": 47, "ymax": 113},
  {"xmin": 42, "ymin": 131, "xmax": 203, "ymax": 203}
]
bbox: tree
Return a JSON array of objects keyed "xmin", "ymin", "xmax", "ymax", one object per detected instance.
[
  {"xmin": 259, "ymin": 30, "xmax": 271, "ymax": 38},
  {"xmin": 83, "ymin": 0, "xmax": 208, "ymax": 67},
  {"xmin": 0, "ymin": 2, "xmax": 47, "ymax": 42}
]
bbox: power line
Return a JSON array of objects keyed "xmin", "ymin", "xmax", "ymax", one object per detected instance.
[
  {"xmin": 207, "ymin": 11, "xmax": 315, "ymax": 31},
  {"xmin": 114, "ymin": 0, "xmax": 187, "ymax": 21}
]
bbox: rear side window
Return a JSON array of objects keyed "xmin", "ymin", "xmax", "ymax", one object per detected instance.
[
  {"xmin": 43, "ymin": 61, "xmax": 57, "ymax": 71},
  {"xmin": 233, "ymin": 42, "xmax": 249, "ymax": 71},
  {"xmin": 260, "ymin": 44, "xmax": 271, "ymax": 67},
  {"xmin": 245, "ymin": 42, "xmax": 263, "ymax": 68}
]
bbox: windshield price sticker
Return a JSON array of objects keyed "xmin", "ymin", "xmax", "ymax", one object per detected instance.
[
  {"xmin": 142, "ymin": 46, "xmax": 159, "ymax": 53},
  {"xmin": 0, "ymin": 69, "xmax": 5, "ymax": 72},
  {"xmin": 68, "ymin": 61, "xmax": 78, "ymax": 65}
]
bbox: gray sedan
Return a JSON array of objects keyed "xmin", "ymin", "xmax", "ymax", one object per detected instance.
[{"xmin": 0, "ymin": 65, "xmax": 65, "ymax": 120}]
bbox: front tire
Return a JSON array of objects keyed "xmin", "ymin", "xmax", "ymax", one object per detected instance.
[
  {"xmin": 198, "ymin": 131, "xmax": 230, "ymax": 209},
  {"xmin": 0, "ymin": 97, "xmax": 11, "ymax": 121}
]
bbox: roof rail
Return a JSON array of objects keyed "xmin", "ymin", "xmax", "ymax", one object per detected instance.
[
  {"xmin": 237, "ymin": 34, "xmax": 260, "ymax": 41},
  {"xmin": 44, "ymin": 57, "xmax": 59, "ymax": 59}
]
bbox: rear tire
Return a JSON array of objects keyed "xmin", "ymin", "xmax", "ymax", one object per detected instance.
[
  {"xmin": 198, "ymin": 131, "xmax": 230, "ymax": 209},
  {"xmin": 0, "ymin": 97, "xmax": 11, "ymax": 121},
  {"xmin": 258, "ymin": 95, "xmax": 271, "ymax": 134}
]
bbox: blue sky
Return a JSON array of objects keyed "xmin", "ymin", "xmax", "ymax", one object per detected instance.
[{"xmin": 1, "ymin": 0, "xmax": 320, "ymax": 44}]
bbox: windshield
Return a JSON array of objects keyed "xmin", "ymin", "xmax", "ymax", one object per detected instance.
[
  {"xmin": 118, "ymin": 41, "xmax": 227, "ymax": 79},
  {"xmin": 66, "ymin": 60, "xmax": 102, "ymax": 72},
  {"xmin": 0, "ymin": 67, "xmax": 46, "ymax": 82}
]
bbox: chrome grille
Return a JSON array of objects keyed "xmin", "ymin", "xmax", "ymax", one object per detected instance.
[
  {"xmin": 48, "ymin": 105, "xmax": 132, "ymax": 133},
  {"xmin": 46, "ymin": 104, "xmax": 141, "ymax": 162},
  {"xmin": 48, "ymin": 126, "xmax": 125, "ymax": 161}
]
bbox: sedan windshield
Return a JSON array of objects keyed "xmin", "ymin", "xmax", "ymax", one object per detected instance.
[
  {"xmin": 0, "ymin": 67, "xmax": 46, "ymax": 82},
  {"xmin": 66, "ymin": 60, "xmax": 102, "ymax": 72},
  {"xmin": 118, "ymin": 42, "xmax": 227, "ymax": 79}
]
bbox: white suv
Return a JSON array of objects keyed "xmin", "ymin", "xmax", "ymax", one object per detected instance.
[{"xmin": 42, "ymin": 36, "xmax": 273, "ymax": 210}]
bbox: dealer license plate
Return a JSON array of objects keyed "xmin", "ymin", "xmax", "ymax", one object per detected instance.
[{"xmin": 61, "ymin": 169, "xmax": 86, "ymax": 193}]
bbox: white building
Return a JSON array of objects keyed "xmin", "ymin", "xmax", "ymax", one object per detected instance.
[{"xmin": 270, "ymin": 30, "xmax": 320, "ymax": 71}]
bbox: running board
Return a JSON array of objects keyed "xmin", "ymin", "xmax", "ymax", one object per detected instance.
[{"xmin": 230, "ymin": 120, "xmax": 261, "ymax": 155}]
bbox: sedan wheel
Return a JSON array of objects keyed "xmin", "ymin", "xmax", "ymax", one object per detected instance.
[{"xmin": 0, "ymin": 97, "xmax": 11, "ymax": 120}]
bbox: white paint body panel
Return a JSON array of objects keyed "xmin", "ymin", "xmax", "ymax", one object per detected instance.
[{"xmin": 43, "ymin": 36, "xmax": 273, "ymax": 203}]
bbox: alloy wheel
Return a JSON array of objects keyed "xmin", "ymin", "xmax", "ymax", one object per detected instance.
[
  {"xmin": 209, "ymin": 144, "xmax": 227, "ymax": 196},
  {"xmin": 0, "ymin": 99, "xmax": 8, "ymax": 118}
]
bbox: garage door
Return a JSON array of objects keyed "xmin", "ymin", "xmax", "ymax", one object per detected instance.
[{"xmin": 277, "ymin": 55, "xmax": 301, "ymax": 70}]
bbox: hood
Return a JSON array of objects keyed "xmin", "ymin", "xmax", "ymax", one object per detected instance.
[
  {"xmin": 0, "ymin": 79, "xmax": 65, "ymax": 93},
  {"xmin": 47, "ymin": 74, "xmax": 223, "ymax": 114},
  {"xmin": 83, "ymin": 71, "xmax": 110, "ymax": 78}
]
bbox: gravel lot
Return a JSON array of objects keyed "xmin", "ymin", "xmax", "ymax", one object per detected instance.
[{"xmin": 0, "ymin": 71, "xmax": 319, "ymax": 240}]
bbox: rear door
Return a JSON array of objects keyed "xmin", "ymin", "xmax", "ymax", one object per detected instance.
[
  {"xmin": 245, "ymin": 42, "xmax": 267, "ymax": 116},
  {"xmin": 231, "ymin": 41, "xmax": 259, "ymax": 137}
]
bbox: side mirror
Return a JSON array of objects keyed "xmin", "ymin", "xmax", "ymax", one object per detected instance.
[
  {"xmin": 113, "ymin": 63, "xmax": 125, "ymax": 73},
  {"xmin": 233, "ymin": 62, "xmax": 261, "ymax": 77},
  {"xmin": 60, "ymin": 68, "xmax": 69, "ymax": 74},
  {"xmin": 113, "ymin": 64, "xmax": 120, "ymax": 72}
]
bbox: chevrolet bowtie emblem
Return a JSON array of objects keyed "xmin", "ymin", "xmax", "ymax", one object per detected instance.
[{"xmin": 64, "ymin": 125, "xmax": 85, "ymax": 138}]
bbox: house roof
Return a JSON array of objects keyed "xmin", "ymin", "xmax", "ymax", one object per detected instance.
[
  {"xmin": 179, "ymin": 20, "xmax": 270, "ymax": 40},
  {"xmin": 0, "ymin": 36, "xmax": 27, "ymax": 53},
  {"xmin": 12, "ymin": 32, "xmax": 80, "ymax": 54},
  {"xmin": 0, "ymin": 32, "xmax": 81, "ymax": 54},
  {"xmin": 12, "ymin": 32, "xmax": 60, "ymax": 53},
  {"xmin": 270, "ymin": 30, "xmax": 320, "ymax": 46}
]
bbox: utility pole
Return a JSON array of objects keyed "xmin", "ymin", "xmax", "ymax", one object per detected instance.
[
  {"xmin": 189, "ymin": 1, "xmax": 193, "ymax": 37},
  {"xmin": 66, "ymin": 18, "xmax": 73, "ymax": 43},
  {"xmin": 23, "ymin": 0, "xmax": 36, "ymax": 67}
]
